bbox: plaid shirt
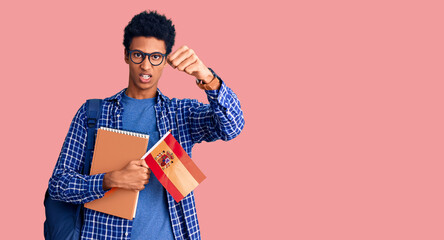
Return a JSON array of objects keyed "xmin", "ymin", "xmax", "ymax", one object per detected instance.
[{"xmin": 48, "ymin": 75, "xmax": 244, "ymax": 240}]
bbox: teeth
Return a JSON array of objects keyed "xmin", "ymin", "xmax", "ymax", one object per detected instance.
[{"xmin": 142, "ymin": 75, "xmax": 151, "ymax": 79}]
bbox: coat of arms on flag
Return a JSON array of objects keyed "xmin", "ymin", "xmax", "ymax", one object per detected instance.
[
  {"xmin": 155, "ymin": 150, "xmax": 174, "ymax": 170},
  {"xmin": 142, "ymin": 131, "xmax": 206, "ymax": 202}
]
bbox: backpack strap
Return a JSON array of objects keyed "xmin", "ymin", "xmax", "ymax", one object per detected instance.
[{"xmin": 84, "ymin": 99, "xmax": 103, "ymax": 175}]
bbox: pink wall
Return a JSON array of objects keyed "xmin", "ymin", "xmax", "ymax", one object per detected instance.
[{"xmin": 1, "ymin": 0, "xmax": 443, "ymax": 239}]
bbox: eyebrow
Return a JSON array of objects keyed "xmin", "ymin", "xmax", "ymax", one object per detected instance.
[{"xmin": 131, "ymin": 49, "xmax": 166, "ymax": 54}]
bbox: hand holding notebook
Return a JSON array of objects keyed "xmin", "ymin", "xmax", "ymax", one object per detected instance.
[
  {"xmin": 84, "ymin": 127, "xmax": 150, "ymax": 220},
  {"xmin": 85, "ymin": 127, "xmax": 206, "ymax": 219},
  {"xmin": 102, "ymin": 159, "xmax": 151, "ymax": 191}
]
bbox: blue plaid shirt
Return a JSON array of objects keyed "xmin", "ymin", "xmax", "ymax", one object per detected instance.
[{"xmin": 48, "ymin": 75, "xmax": 244, "ymax": 240}]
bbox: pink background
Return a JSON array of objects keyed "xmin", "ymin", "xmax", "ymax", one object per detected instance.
[{"xmin": 1, "ymin": 0, "xmax": 443, "ymax": 239}]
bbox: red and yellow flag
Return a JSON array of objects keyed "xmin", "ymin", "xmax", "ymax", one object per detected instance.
[{"xmin": 142, "ymin": 131, "xmax": 206, "ymax": 202}]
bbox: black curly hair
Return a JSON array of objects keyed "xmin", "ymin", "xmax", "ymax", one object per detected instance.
[{"xmin": 123, "ymin": 10, "xmax": 176, "ymax": 55}]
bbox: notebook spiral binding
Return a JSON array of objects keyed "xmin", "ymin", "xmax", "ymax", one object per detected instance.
[{"xmin": 100, "ymin": 127, "xmax": 150, "ymax": 139}]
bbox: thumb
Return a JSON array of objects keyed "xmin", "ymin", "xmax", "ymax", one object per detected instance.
[{"xmin": 140, "ymin": 158, "xmax": 149, "ymax": 168}]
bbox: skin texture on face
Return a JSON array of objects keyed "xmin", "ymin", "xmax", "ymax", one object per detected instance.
[{"xmin": 124, "ymin": 36, "xmax": 167, "ymax": 99}]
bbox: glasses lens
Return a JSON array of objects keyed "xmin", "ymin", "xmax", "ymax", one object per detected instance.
[
  {"xmin": 149, "ymin": 53, "xmax": 164, "ymax": 66},
  {"xmin": 130, "ymin": 50, "xmax": 144, "ymax": 64}
]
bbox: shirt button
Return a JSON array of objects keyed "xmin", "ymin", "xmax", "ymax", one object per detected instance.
[
  {"xmin": 125, "ymin": 232, "xmax": 128, "ymax": 236},
  {"xmin": 117, "ymin": 114, "xmax": 121, "ymax": 117}
]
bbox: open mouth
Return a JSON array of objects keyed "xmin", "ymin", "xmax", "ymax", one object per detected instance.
[{"xmin": 139, "ymin": 73, "xmax": 152, "ymax": 82}]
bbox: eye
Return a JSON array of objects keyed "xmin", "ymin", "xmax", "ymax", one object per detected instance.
[
  {"xmin": 134, "ymin": 52, "xmax": 142, "ymax": 58},
  {"xmin": 151, "ymin": 54, "xmax": 162, "ymax": 60}
]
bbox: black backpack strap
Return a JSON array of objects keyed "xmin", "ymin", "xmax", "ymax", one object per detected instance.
[{"xmin": 84, "ymin": 99, "xmax": 103, "ymax": 175}]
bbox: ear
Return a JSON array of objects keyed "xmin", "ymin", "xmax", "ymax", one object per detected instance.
[{"xmin": 124, "ymin": 49, "xmax": 130, "ymax": 64}]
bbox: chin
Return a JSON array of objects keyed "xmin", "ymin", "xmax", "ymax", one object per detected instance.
[{"xmin": 136, "ymin": 79, "xmax": 157, "ymax": 90}]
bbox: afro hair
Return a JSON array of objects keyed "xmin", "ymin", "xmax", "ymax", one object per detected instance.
[{"xmin": 123, "ymin": 10, "xmax": 176, "ymax": 55}]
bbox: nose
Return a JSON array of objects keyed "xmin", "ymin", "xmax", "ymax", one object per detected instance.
[{"xmin": 140, "ymin": 56, "xmax": 152, "ymax": 70}]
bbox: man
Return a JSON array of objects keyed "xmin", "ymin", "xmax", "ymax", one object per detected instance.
[{"xmin": 48, "ymin": 10, "xmax": 244, "ymax": 240}]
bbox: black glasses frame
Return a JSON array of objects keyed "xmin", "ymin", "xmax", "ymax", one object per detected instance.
[{"xmin": 128, "ymin": 49, "xmax": 167, "ymax": 66}]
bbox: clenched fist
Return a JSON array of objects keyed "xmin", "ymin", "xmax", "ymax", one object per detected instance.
[
  {"xmin": 167, "ymin": 45, "xmax": 215, "ymax": 84},
  {"xmin": 103, "ymin": 159, "xmax": 151, "ymax": 191}
]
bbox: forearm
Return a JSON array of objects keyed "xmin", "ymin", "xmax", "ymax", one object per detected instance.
[
  {"xmin": 210, "ymin": 81, "xmax": 244, "ymax": 136},
  {"xmin": 48, "ymin": 103, "xmax": 108, "ymax": 204},
  {"xmin": 191, "ymin": 81, "xmax": 245, "ymax": 142},
  {"xmin": 48, "ymin": 169, "xmax": 107, "ymax": 204}
]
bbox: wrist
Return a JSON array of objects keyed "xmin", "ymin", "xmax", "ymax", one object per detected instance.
[
  {"xmin": 201, "ymin": 71, "xmax": 214, "ymax": 84},
  {"xmin": 196, "ymin": 68, "xmax": 221, "ymax": 90},
  {"xmin": 103, "ymin": 171, "xmax": 119, "ymax": 190}
]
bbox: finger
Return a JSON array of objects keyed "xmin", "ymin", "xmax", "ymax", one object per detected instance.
[
  {"xmin": 176, "ymin": 54, "xmax": 198, "ymax": 71},
  {"xmin": 140, "ymin": 159, "xmax": 148, "ymax": 168},
  {"xmin": 168, "ymin": 45, "xmax": 189, "ymax": 63},
  {"xmin": 139, "ymin": 174, "xmax": 149, "ymax": 181},
  {"xmin": 183, "ymin": 61, "xmax": 201, "ymax": 76},
  {"xmin": 139, "ymin": 159, "xmax": 149, "ymax": 168},
  {"xmin": 130, "ymin": 159, "xmax": 142, "ymax": 166},
  {"xmin": 170, "ymin": 49, "xmax": 195, "ymax": 69},
  {"xmin": 141, "ymin": 177, "xmax": 149, "ymax": 184}
]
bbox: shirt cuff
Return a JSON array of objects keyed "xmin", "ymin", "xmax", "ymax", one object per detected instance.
[
  {"xmin": 87, "ymin": 173, "xmax": 109, "ymax": 199},
  {"xmin": 206, "ymin": 80, "xmax": 232, "ymax": 109}
]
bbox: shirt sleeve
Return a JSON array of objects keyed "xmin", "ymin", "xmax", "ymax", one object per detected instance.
[
  {"xmin": 188, "ymin": 72, "xmax": 245, "ymax": 144},
  {"xmin": 48, "ymin": 103, "xmax": 108, "ymax": 204}
]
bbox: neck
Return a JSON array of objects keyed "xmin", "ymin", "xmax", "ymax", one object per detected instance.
[{"xmin": 125, "ymin": 85, "xmax": 157, "ymax": 99}]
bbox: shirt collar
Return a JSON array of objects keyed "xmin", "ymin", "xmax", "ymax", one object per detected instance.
[{"xmin": 104, "ymin": 88, "xmax": 169, "ymax": 105}]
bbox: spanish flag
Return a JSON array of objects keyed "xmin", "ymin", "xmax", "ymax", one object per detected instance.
[{"xmin": 142, "ymin": 131, "xmax": 206, "ymax": 202}]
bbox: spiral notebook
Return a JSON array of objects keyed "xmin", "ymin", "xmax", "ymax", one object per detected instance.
[{"xmin": 84, "ymin": 127, "xmax": 149, "ymax": 220}]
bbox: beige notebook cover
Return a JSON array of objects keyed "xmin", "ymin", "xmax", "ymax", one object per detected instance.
[{"xmin": 84, "ymin": 127, "xmax": 149, "ymax": 220}]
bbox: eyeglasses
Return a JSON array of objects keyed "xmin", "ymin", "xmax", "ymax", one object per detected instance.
[{"xmin": 128, "ymin": 49, "xmax": 166, "ymax": 66}]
